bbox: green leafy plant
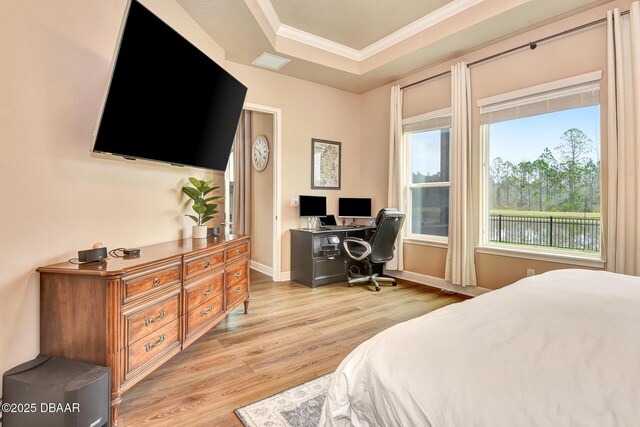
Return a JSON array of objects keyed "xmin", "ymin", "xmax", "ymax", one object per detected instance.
[{"xmin": 181, "ymin": 177, "xmax": 222, "ymax": 226}]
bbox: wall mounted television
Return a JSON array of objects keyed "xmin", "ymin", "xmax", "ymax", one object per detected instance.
[{"xmin": 92, "ymin": 0, "xmax": 247, "ymax": 171}]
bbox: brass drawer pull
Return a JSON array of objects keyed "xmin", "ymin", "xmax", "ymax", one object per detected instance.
[
  {"xmin": 144, "ymin": 310, "xmax": 166, "ymax": 327},
  {"xmin": 233, "ymin": 285, "xmax": 243, "ymax": 295},
  {"xmin": 200, "ymin": 286, "xmax": 214, "ymax": 297},
  {"xmin": 233, "ymin": 271, "xmax": 243, "ymax": 279},
  {"xmin": 152, "ymin": 277, "xmax": 160, "ymax": 287},
  {"xmin": 200, "ymin": 304, "xmax": 214, "ymax": 317},
  {"xmin": 145, "ymin": 333, "xmax": 167, "ymax": 352},
  {"xmin": 236, "ymin": 249, "xmax": 241, "ymax": 255},
  {"xmin": 203, "ymin": 259, "xmax": 212, "ymax": 268}
]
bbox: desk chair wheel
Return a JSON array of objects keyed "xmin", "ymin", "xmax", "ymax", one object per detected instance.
[
  {"xmin": 375, "ymin": 286, "xmax": 381, "ymax": 292},
  {"xmin": 392, "ymin": 281, "xmax": 398, "ymax": 286}
]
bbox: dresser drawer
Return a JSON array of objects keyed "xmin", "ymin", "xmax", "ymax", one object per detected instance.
[
  {"xmin": 185, "ymin": 293, "xmax": 224, "ymax": 338},
  {"xmin": 122, "ymin": 261, "xmax": 181, "ymax": 303},
  {"xmin": 184, "ymin": 269, "xmax": 224, "ymax": 313},
  {"xmin": 226, "ymin": 279, "xmax": 248, "ymax": 308},
  {"xmin": 226, "ymin": 260, "xmax": 248, "ymax": 288},
  {"xmin": 124, "ymin": 291, "xmax": 180, "ymax": 346},
  {"xmin": 184, "ymin": 250, "xmax": 224, "ymax": 281},
  {"xmin": 225, "ymin": 241, "xmax": 248, "ymax": 263},
  {"xmin": 126, "ymin": 318, "xmax": 180, "ymax": 375}
]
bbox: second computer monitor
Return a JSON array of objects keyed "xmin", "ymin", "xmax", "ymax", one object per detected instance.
[{"xmin": 339, "ymin": 197, "xmax": 372, "ymax": 218}]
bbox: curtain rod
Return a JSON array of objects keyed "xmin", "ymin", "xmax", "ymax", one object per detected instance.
[{"xmin": 400, "ymin": 9, "xmax": 629, "ymax": 91}]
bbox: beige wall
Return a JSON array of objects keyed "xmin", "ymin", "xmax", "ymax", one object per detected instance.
[
  {"xmin": 225, "ymin": 62, "xmax": 362, "ymax": 272},
  {"xmin": 0, "ymin": 0, "xmax": 226, "ymax": 390},
  {"xmin": 360, "ymin": 0, "xmax": 630, "ymax": 289},
  {"xmin": 250, "ymin": 111, "xmax": 274, "ymax": 268}
]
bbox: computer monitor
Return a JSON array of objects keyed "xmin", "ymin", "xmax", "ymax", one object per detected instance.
[
  {"xmin": 339, "ymin": 198, "xmax": 372, "ymax": 218},
  {"xmin": 299, "ymin": 195, "xmax": 327, "ymax": 217}
]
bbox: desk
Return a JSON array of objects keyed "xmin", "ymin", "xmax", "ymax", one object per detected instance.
[{"xmin": 290, "ymin": 226, "xmax": 374, "ymax": 287}]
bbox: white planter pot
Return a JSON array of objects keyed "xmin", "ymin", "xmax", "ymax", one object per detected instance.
[{"xmin": 192, "ymin": 225, "xmax": 207, "ymax": 239}]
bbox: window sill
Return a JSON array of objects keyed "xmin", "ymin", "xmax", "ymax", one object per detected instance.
[
  {"xmin": 404, "ymin": 238, "xmax": 448, "ymax": 249},
  {"xmin": 476, "ymin": 245, "xmax": 605, "ymax": 268}
]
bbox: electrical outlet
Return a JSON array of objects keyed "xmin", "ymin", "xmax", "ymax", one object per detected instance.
[
  {"xmin": 526, "ymin": 268, "xmax": 535, "ymax": 277},
  {"xmin": 291, "ymin": 197, "xmax": 299, "ymax": 207}
]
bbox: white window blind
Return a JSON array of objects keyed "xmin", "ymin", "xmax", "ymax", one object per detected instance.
[
  {"xmin": 402, "ymin": 107, "xmax": 451, "ymax": 133},
  {"xmin": 479, "ymin": 74, "xmax": 601, "ymax": 125}
]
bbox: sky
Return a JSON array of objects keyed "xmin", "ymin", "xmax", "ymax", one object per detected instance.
[{"xmin": 411, "ymin": 105, "xmax": 600, "ymax": 176}]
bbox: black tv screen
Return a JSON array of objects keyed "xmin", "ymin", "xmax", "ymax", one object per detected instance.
[
  {"xmin": 92, "ymin": 0, "xmax": 247, "ymax": 171},
  {"xmin": 299, "ymin": 195, "xmax": 327, "ymax": 217},
  {"xmin": 339, "ymin": 197, "xmax": 372, "ymax": 218}
]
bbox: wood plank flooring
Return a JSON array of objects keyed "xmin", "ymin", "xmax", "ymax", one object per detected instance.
[{"xmin": 118, "ymin": 271, "xmax": 467, "ymax": 426}]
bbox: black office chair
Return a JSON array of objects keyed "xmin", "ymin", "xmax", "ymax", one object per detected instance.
[{"xmin": 342, "ymin": 208, "xmax": 406, "ymax": 291}]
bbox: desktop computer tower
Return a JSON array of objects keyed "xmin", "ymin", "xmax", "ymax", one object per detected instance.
[{"xmin": 2, "ymin": 355, "xmax": 110, "ymax": 427}]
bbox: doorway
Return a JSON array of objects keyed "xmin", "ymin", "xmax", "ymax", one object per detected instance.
[{"xmin": 224, "ymin": 104, "xmax": 282, "ymax": 281}]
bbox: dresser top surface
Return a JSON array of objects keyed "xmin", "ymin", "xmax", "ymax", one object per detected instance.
[{"xmin": 37, "ymin": 234, "xmax": 250, "ymax": 276}]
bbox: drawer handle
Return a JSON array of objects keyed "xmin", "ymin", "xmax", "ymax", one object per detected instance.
[
  {"xmin": 233, "ymin": 285, "xmax": 243, "ymax": 295},
  {"xmin": 236, "ymin": 249, "xmax": 241, "ymax": 255},
  {"xmin": 233, "ymin": 271, "xmax": 243, "ymax": 279},
  {"xmin": 152, "ymin": 277, "xmax": 160, "ymax": 287},
  {"xmin": 203, "ymin": 259, "xmax": 212, "ymax": 268},
  {"xmin": 145, "ymin": 333, "xmax": 167, "ymax": 352},
  {"xmin": 200, "ymin": 304, "xmax": 214, "ymax": 317},
  {"xmin": 144, "ymin": 310, "xmax": 166, "ymax": 327},
  {"xmin": 201, "ymin": 286, "xmax": 214, "ymax": 297}
]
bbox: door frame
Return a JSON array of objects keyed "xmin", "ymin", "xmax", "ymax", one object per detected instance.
[{"xmin": 243, "ymin": 103, "xmax": 282, "ymax": 281}]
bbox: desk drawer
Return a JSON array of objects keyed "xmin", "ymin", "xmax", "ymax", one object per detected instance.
[
  {"xmin": 184, "ymin": 269, "xmax": 224, "ymax": 313},
  {"xmin": 185, "ymin": 293, "xmax": 224, "ymax": 338},
  {"xmin": 126, "ymin": 318, "xmax": 180, "ymax": 375},
  {"xmin": 122, "ymin": 262, "xmax": 181, "ymax": 303},
  {"xmin": 226, "ymin": 241, "xmax": 248, "ymax": 263},
  {"xmin": 124, "ymin": 291, "xmax": 180, "ymax": 346},
  {"xmin": 184, "ymin": 250, "xmax": 224, "ymax": 281}
]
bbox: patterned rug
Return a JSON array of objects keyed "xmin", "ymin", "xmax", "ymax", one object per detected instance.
[{"xmin": 235, "ymin": 373, "xmax": 333, "ymax": 427}]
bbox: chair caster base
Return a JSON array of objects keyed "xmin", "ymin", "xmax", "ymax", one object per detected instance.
[
  {"xmin": 375, "ymin": 287, "xmax": 381, "ymax": 292},
  {"xmin": 392, "ymin": 281, "xmax": 398, "ymax": 286}
]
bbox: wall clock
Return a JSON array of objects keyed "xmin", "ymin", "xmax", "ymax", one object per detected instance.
[{"xmin": 252, "ymin": 135, "xmax": 269, "ymax": 172}]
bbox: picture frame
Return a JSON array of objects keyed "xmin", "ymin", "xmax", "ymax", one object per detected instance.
[{"xmin": 311, "ymin": 138, "xmax": 341, "ymax": 190}]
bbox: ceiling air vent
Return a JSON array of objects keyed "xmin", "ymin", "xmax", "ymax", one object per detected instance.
[{"xmin": 251, "ymin": 52, "xmax": 291, "ymax": 70}]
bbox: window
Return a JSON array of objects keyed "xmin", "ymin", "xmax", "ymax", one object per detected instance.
[
  {"xmin": 403, "ymin": 109, "xmax": 451, "ymax": 241},
  {"xmin": 479, "ymin": 73, "xmax": 601, "ymax": 255}
]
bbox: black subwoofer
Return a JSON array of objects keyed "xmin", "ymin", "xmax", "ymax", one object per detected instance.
[{"xmin": 2, "ymin": 356, "xmax": 110, "ymax": 427}]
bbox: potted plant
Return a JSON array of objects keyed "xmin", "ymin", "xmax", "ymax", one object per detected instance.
[{"xmin": 181, "ymin": 177, "xmax": 222, "ymax": 239}]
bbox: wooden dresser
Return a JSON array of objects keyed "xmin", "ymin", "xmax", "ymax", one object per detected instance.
[{"xmin": 36, "ymin": 235, "xmax": 250, "ymax": 426}]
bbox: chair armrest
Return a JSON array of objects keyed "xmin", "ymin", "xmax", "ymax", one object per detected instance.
[{"xmin": 343, "ymin": 238, "xmax": 372, "ymax": 261}]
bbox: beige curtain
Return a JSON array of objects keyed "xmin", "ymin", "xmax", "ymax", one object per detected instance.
[
  {"xmin": 232, "ymin": 110, "xmax": 252, "ymax": 235},
  {"xmin": 386, "ymin": 85, "xmax": 404, "ymax": 271},
  {"xmin": 445, "ymin": 62, "xmax": 477, "ymax": 286},
  {"xmin": 606, "ymin": 3, "xmax": 640, "ymax": 274}
]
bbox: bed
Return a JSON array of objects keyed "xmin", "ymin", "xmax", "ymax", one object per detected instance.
[{"xmin": 320, "ymin": 269, "xmax": 640, "ymax": 426}]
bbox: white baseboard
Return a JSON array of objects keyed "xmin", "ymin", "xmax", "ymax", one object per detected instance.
[
  {"xmin": 279, "ymin": 271, "xmax": 291, "ymax": 281},
  {"xmin": 250, "ymin": 261, "xmax": 273, "ymax": 277},
  {"xmin": 385, "ymin": 270, "xmax": 491, "ymax": 297}
]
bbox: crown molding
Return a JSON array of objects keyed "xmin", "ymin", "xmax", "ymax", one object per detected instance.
[
  {"xmin": 278, "ymin": 24, "xmax": 361, "ymax": 60},
  {"xmin": 360, "ymin": 0, "xmax": 484, "ymax": 59},
  {"xmin": 254, "ymin": 0, "xmax": 485, "ymax": 62}
]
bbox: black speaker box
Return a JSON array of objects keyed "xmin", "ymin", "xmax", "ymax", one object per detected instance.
[{"xmin": 2, "ymin": 356, "xmax": 110, "ymax": 427}]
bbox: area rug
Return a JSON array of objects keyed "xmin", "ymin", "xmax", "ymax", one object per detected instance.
[{"xmin": 235, "ymin": 373, "xmax": 333, "ymax": 427}]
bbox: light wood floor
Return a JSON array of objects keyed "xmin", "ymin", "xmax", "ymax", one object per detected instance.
[{"xmin": 119, "ymin": 271, "xmax": 467, "ymax": 426}]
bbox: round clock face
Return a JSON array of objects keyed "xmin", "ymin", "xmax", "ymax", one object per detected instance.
[{"xmin": 252, "ymin": 135, "xmax": 269, "ymax": 172}]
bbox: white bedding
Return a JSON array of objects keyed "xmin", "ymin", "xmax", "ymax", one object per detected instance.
[{"xmin": 320, "ymin": 269, "xmax": 640, "ymax": 427}]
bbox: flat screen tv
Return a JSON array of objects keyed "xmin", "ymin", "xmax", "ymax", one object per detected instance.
[
  {"xmin": 92, "ymin": 0, "xmax": 247, "ymax": 171},
  {"xmin": 339, "ymin": 197, "xmax": 372, "ymax": 218},
  {"xmin": 299, "ymin": 195, "xmax": 327, "ymax": 217}
]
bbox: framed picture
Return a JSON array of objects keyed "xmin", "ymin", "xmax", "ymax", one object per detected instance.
[{"xmin": 312, "ymin": 139, "xmax": 341, "ymax": 190}]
